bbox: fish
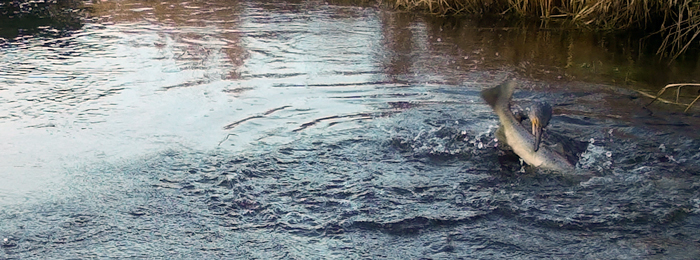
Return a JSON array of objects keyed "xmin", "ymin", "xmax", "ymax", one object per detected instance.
[{"xmin": 481, "ymin": 80, "xmax": 575, "ymax": 171}]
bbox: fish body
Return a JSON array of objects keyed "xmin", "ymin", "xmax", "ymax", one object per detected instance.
[{"xmin": 481, "ymin": 81, "xmax": 574, "ymax": 171}]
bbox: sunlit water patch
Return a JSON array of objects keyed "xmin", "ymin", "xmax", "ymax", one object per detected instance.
[{"xmin": 0, "ymin": 2, "xmax": 453, "ymax": 204}]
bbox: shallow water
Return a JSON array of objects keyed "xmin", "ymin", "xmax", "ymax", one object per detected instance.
[{"xmin": 1, "ymin": 0, "xmax": 700, "ymax": 258}]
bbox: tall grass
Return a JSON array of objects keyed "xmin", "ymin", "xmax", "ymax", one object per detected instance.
[{"xmin": 390, "ymin": 0, "xmax": 700, "ymax": 59}]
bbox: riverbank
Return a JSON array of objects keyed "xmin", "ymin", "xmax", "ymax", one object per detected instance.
[{"xmin": 389, "ymin": 0, "xmax": 700, "ymax": 59}]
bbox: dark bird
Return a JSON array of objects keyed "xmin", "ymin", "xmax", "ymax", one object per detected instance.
[{"xmin": 522, "ymin": 102, "xmax": 552, "ymax": 152}]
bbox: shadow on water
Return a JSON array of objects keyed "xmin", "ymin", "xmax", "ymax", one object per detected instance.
[
  {"xmin": 386, "ymin": 12, "xmax": 700, "ymax": 93},
  {"xmin": 1, "ymin": 0, "xmax": 700, "ymax": 258},
  {"xmin": 0, "ymin": 0, "xmax": 85, "ymax": 39}
]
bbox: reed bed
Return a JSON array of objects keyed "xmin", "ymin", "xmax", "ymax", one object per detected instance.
[{"xmin": 390, "ymin": 0, "xmax": 700, "ymax": 58}]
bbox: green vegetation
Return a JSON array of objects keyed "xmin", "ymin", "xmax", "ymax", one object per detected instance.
[{"xmin": 390, "ymin": 0, "xmax": 700, "ymax": 59}]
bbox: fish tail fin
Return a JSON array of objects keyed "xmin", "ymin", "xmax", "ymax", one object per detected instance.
[{"xmin": 481, "ymin": 80, "xmax": 515, "ymax": 110}]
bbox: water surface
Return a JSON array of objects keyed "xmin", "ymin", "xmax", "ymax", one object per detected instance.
[{"xmin": 1, "ymin": 0, "xmax": 700, "ymax": 258}]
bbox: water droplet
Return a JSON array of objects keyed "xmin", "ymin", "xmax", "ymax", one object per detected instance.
[
  {"xmin": 478, "ymin": 142, "xmax": 483, "ymax": 149},
  {"xmin": 589, "ymin": 138, "xmax": 595, "ymax": 144},
  {"xmin": 606, "ymin": 151, "xmax": 612, "ymax": 157}
]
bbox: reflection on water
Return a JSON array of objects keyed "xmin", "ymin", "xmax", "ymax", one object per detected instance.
[
  {"xmin": 0, "ymin": 0, "xmax": 700, "ymax": 258},
  {"xmin": 0, "ymin": 0, "xmax": 698, "ymax": 204}
]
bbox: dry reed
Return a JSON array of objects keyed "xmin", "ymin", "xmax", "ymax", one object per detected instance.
[
  {"xmin": 645, "ymin": 83, "xmax": 700, "ymax": 112},
  {"xmin": 389, "ymin": 0, "xmax": 700, "ymax": 58}
]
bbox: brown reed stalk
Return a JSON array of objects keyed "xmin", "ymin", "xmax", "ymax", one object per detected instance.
[{"xmin": 390, "ymin": 0, "xmax": 698, "ymax": 59}]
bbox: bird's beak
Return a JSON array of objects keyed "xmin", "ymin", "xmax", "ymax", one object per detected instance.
[{"xmin": 531, "ymin": 117, "xmax": 542, "ymax": 152}]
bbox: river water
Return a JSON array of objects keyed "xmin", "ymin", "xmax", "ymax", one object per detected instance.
[{"xmin": 1, "ymin": 0, "xmax": 700, "ymax": 258}]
